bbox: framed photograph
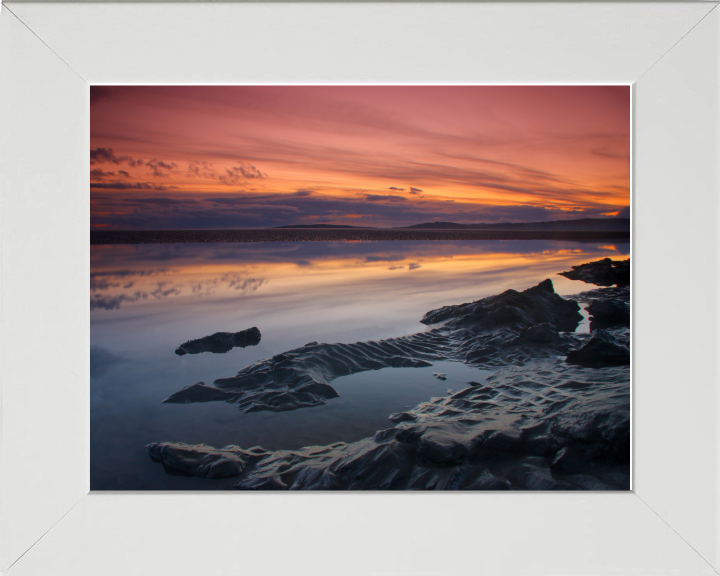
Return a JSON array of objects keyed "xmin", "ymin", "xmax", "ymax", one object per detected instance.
[
  {"xmin": 88, "ymin": 83, "xmax": 634, "ymax": 495},
  {"xmin": 1, "ymin": 2, "xmax": 718, "ymax": 575}
]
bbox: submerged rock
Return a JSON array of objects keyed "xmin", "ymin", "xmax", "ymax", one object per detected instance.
[
  {"xmin": 148, "ymin": 358, "xmax": 629, "ymax": 490},
  {"xmin": 558, "ymin": 258, "xmax": 630, "ymax": 287},
  {"xmin": 174, "ymin": 327, "xmax": 261, "ymax": 355}
]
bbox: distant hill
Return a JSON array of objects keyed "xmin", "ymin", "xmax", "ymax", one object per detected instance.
[
  {"xmin": 272, "ymin": 218, "xmax": 630, "ymax": 232},
  {"xmin": 274, "ymin": 224, "xmax": 373, "ymax": 229},
  {"xmin": 400, "ymin": 218, "xmax": 630, "ymax": 232}
]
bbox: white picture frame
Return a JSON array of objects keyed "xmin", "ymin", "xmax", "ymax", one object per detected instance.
[{"xmin": 1, "ymin": 2, "xmax": 718, "ymax": 574}]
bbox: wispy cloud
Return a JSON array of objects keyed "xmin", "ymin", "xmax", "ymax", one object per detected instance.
[
  {"xmin": 91, "ymin": 182, "xmax": 174, "ymax": 191},
  {"xmin": 219, "ymin": 162, "xmax": 267, "ymax": 185},
  {"xmin": 90, "ymin": 147, "xmax": 145, "ymax": 167},
  {"xmin": 145, "ymin": 159, "xmax": 178, "ymax": 177},
  {"xmin": 364, "ymin": 194, "xmax": 407, "ymax": 203},
  {"xmin": 90, "ymin": 169, "xmax": 115, "ymax": 179},
  {"xmin": 91, "ymin": 86, "xmax": 629, "ymax": 228}
]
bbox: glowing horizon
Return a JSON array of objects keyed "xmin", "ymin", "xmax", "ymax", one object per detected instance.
[{"xmin": 90, "ymin": 85, "xmax": 630, "ymax": 230}]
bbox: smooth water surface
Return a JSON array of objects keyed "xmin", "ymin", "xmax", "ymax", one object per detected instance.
[{"xmin": 91, "ymin": 239, "xmax": 628, "ymax": 490}]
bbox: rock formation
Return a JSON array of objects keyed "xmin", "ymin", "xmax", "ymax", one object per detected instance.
[
  {"xmin": 558, "ymin": 258, "xmax": 630, "ymax": 287},
  {"xmin": 174, "ymin": 327, "xmax": 261, "ymax": 355},
  {"xmin": 150, "ymin": 271, "xmax": 631, "ymax": 490},
  {"xmin": 164, "ymin": 280, "xmax": 582, "ymax": 412}
]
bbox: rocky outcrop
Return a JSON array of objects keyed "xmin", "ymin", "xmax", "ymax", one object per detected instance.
[
  {"xmin": 174, "ymin": 327, "xmax": 261, "ymax": 355},
  {"xmin": 164, "ymin": 280, "xmax": 582, "ymax": 413},
  {"xmin": 420, "ymin": 278, "xmax": 582, "ymax": 331},
  {"xmin": 163, "ymin": 378, "xmax": 340, "ymax": 412},
  {"xmin": 559, "ymin": 258, "xmax": 630, "ymax": 287},
  {"xmin": 149, "ymin": 267, "xmax": 631, "ymax": 490},
  {"xmin": 147, "ymin": 358, "xmax": 629, "ymax": 490}
]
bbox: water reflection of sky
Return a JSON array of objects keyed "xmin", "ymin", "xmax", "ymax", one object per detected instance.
[{"xmin": 91, "ymin": 240, "xmax": 628, "ymax": 490}]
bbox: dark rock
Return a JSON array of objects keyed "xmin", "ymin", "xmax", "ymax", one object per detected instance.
[
  {"xmin": 389, "ymin": 412, "xmax": 417, "ymax": 423},
  {"xmin": 148, "ymin": 261, "xmax": 630, "ymax": 489},
  {"xmin": 465, "ymin": 346, "xmax": 498, "ymax": 363},
  {"xmin": 518, "ymin": 322, "xmax": 561, "ymax": 343},
  {"xmin": 148, "ymin": 358, "xmax": 629, "ymax": 490},
  {"xmin": 174, "ymin": 327, "xmax": 261, "ymax": 355},
  {"xmin": 421, "ymin": 278, "xmax": 582, "ymax": 332},
  {"xmin": 559, "ymin": 258, "xmax": 630, "ymax": 287},
  {"xmin": 243, "ymin": 383, "xmax": 340, "ymax": 413},
  {"xmin": 550, "ymin": 447, "xmax": 585, "ymax": 473},
  {"xmin": 566, "ymin": 286, "xmax": 629, "ymax": 306},
  {"xmin": 433, "ymin": 373, "xmax": 447, "ymax": 381},
  {"xmin": 565, "ymin": 329, "xmax": 630, "ymax": 368},
  {"xmin": 163, "ymin": 382, "xmax": 232, "ymax": 404},
  {"xmin": 163, "ymin": 279, "xmax": 585, "ymax": 414},
  {"xmin": 144, "ymin": 442, "xmax": 271, "ymax": 479},
  {"xmin": 587, "ymin": 299, "xmax": 630, "ymax": 330},
  {"xmin": 192, "ymin": 337, "xmax": 445, "ymax": 413},
  {"xmin": 479, "ymin": 430, "xmax": 523, "ymax": 455},
  {"xmin": 417, "ymin": 430, "xmax": 470, "ymax": 466}
]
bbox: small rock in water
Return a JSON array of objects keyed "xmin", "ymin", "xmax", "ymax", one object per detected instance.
[
  {"xmin": 558, "ymin": 257, "xmax": 629, "ymax": 287},
  {"xmin": 175, "ymin": 327, "xmax": 261, "ymax": 355},
  {"xmin": 433, "ymin": 373, "xmax": 447, "ymax": 381}
]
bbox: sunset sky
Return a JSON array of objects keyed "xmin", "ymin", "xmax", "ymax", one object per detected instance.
[{"xmin": 90, "ymin": 86, "xmax": 630, "ymax": 230}]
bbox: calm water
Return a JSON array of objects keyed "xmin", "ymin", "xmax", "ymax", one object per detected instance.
[{"xmin": 90, "ymin": 239, "xmax": 628, "ymax": 490}]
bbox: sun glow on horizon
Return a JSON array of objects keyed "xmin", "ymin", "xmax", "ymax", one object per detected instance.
[{"xmin": 91, "ymin": 86, "xmax": 630, "ymax": 230}]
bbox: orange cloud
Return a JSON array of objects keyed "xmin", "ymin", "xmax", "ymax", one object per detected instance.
[{"xmin": 91, "ymin": 86, "xmax": 629, "ymax": 229}]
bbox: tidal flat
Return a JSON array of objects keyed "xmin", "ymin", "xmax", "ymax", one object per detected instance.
[{"xmin": 91, "ymin": 240, "xmax": 630, "ymax": 490}]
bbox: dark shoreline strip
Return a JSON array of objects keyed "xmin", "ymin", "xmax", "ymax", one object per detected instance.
[{"xmin": 91, "ymin": 229, "xmax": 630, "ymax": 245}]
